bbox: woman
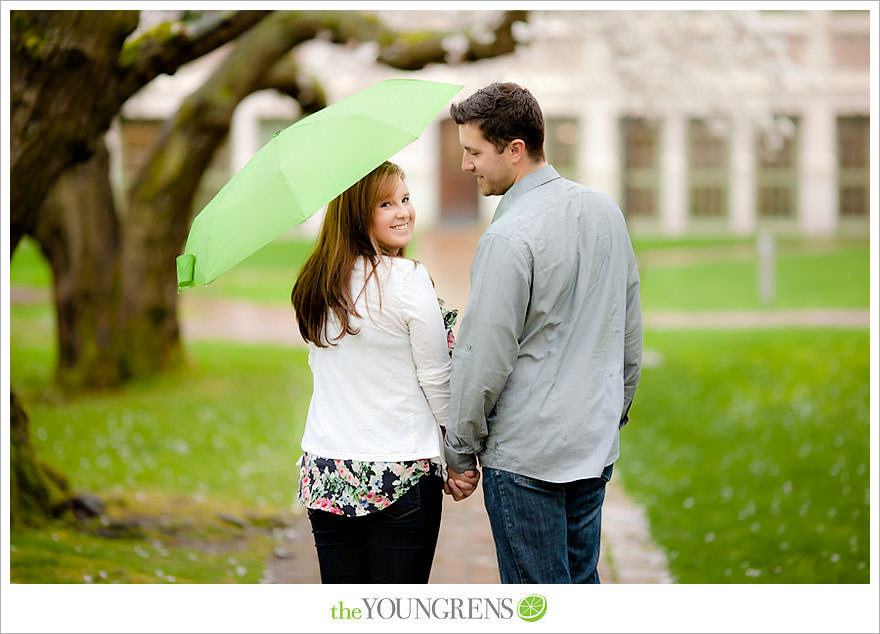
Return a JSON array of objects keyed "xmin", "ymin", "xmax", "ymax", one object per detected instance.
[{"xmin": 292, "ymin": 161, "xmax": 453, "ymax": 584}]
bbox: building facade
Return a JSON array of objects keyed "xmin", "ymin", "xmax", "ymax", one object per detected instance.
[{"xmin": 115, "ymin": 9, "xmax": 872, "ymax": 238}]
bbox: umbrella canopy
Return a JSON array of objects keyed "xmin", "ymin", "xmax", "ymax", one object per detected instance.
[{"xmin": 177, "ymin": 78, "xmax": 463, "ymax": 290}]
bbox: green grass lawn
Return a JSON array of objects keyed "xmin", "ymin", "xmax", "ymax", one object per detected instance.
[
  {"xmin": 619, "ymin": 328, "xmax": 870, "ymax": 583},
  {"xmin": 633, "ymin": 238, "xmax": 869, "ymax": 310},
  {"xmin": 12, "ymin": 341, "xmax": 312, "ymax": 508},
  {"xmin": 11, "ymin": 331, "xmax": 313, "ymax": 583},
  {"xmin": 11, "ymin": 516, "xmax": 274, "ymax": 584}
]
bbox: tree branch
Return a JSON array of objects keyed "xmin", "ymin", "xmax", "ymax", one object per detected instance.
[
  {"xmin": 314, "ymin": 10, "xmax": 530, "ymax": 71},
  {"xmin": 118, "ymin": 10, "xmax": 272, "ymax": 99},
  {"xmin": 376, "ymin": 10, "xmax": 529, "ymax": 69},
  {"xmin": 257, "ymin": 54, "xmax": 328, "ymax": 117}
]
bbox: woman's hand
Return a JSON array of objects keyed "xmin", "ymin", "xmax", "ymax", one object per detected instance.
[{"xmin": 444, "ymin": 467, "xmax": 481, "ymax": 501}]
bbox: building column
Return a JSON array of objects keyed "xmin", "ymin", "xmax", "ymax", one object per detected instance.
[
  {"xmin": 660, "ymin": 113, "xmax": 687, "ymax": 236},
  {"xmin": 729, "ymin": 113, "xmax": 756, "ymax": 235},
  {"xmin": 799, "ymin": 11, "xmax": 837, "ymax": 236},
  {"xmin": 580, "ymin": 101, "xmax": 620, "ymax": 203},
  {"xmin": 799, "ymin": 104, "xmax": 837, "ymax": 235}
]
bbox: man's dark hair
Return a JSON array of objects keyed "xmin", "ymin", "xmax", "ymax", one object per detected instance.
[{"xmin": 449, "ymin": 82, "xmax": 545, "ymax": 161}]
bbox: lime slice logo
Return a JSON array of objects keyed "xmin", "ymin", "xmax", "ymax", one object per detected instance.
[{"xmin": 517, "ymin": 594, "xmax": 547, "ymax": 622}]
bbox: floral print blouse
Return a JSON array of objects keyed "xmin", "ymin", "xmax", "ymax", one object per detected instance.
[
  {"xmin": 298, "ymin": 452, "xmax": 439, "ymax": 517},
  {"xmin": 297, "ymin": 299, "xmax": 456, "ymax": 518}
]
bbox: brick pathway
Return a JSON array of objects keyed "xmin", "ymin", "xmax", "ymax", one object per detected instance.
[{"xmin": 262, "ymin": 473, "xmax": 673, "ymax": 584}]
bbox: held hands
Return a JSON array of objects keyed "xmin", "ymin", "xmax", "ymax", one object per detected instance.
[{"xmin": 444, "ymin": 467, "xmax": 481, "ymax": 502}]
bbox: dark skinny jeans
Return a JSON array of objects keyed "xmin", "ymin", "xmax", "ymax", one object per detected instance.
[{"xmin": 307, "ymin": 473, "xmax": 443, "ymax": 583}]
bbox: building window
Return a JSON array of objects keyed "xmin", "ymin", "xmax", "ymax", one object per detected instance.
[
  {"xmin": 756, "ymin": 116, "xmax": 799, "ymax": 218},
  {"xmin": 621, "ymin": 117, "xmax": 660, "ymax": 217},
  {"xmin": 546, "ymin": 117, "xmax": 579, "ymax": 181},
  {"xmin": 832, "ymin": 33, "xmax": 869, "ymax": 70},
  {"xmin": 837, "ymin": 116, "xmax": 869, "ymax": 217},
  {"xmin": 687, "ymin": 119, "xmax": 728, "ymax": 217},
  {"xmin": 119, "ymin": 118, "xmax": 163, "ymax": 189}
]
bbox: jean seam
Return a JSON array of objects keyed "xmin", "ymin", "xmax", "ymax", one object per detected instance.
[{"xmin": 493, "ymin": 471, "xmax": 527, "ymax": 584}]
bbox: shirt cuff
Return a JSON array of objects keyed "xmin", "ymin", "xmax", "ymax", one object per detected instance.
[{"xmin": 444, "ymin": 447, "xmax": 478, "ymax": 473}]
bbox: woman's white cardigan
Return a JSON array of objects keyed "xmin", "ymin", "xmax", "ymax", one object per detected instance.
[{"xmin": 299, "ymin": 256, "xmax": 451, "ymax": 475}]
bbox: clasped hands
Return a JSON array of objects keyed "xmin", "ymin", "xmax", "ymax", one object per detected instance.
[{"xmin": 443, "ymin": 466, "xmax": 481, "ymax": 501}]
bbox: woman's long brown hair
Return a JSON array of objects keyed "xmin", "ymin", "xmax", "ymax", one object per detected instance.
[{"xmin": 291, "ymin": 161, "xmax": 406, "ymax": 347}]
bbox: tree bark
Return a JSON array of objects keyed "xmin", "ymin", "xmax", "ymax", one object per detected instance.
[
  {"xmin": 10, "ymin": 10, "xmax": 139, "ymax": 252},
  {"xmin": 10, "ymin": 391, "xmax": 71, "ymax": 528},
  {"xmin": 10, "ymin": 9, "xmax": 271, "ymax": 253},
  {"xmin": 32, "ymin": 138, "xmax": 124, "ymax": 389}
]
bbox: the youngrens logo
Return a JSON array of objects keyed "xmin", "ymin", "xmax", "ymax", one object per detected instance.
[
  {"xmin": 517, "ymin": 595, "xmax": 547, "ymax": 622},
  {"xmin": 329, "ymin": 595, "xmax": 547, "ymax": 621}
]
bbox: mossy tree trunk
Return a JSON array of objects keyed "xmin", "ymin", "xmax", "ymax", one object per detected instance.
[
  {"xmin": 10, "ymin": 10, "xmax": 139, "ymax": 253},
  {"xmin": 10, "ymin": 9, "xmax": 271, "ymax": 526},
  {"xmin": 11, "ymin": 10, "xmax": 270, "ymax": 252},
  {"xmin": 32, "ymin": 138, "xmax": 125, "ymax": 389},
  {"xmin": 10, "ymin": 393, "xmax": 70, "ymax": 528}
]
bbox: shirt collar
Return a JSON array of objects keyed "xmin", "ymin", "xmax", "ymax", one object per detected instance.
[{"xmin": 492, "ymin": 164, "xmax": 561, "ymax": 223}]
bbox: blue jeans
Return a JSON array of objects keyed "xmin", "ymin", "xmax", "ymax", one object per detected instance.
[
  {"xmin": 307, "ymin": 474, "xmax": 443, "ymax": 583},
  {"xmin": 482, "ymin": 464, "xmax": 613, "ymax": 584}
]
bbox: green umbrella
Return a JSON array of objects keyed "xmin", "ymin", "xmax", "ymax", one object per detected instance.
[{"xmin": 176, "ymin": 78, "xmax": 462, "ymax": 290}]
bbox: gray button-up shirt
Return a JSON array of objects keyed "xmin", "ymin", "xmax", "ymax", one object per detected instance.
[{"xmin": 444, "ymin": 165, "xmax": 642, "ymax": 482}]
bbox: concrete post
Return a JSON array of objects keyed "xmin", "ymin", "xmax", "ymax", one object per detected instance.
[
  {"xmin": 757, "ymin": 231, "xmax": 776, "ymax": 306},
  {"xmin": 660, "ymin": 113, "xmax": 687, "ymax": 236}
]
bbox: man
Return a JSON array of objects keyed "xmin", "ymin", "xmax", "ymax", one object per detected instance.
[{"xmin": 443, "ymin": 82, "xmax": 642, "ymax": 584}]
